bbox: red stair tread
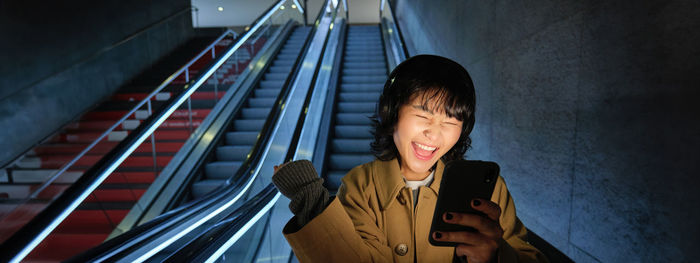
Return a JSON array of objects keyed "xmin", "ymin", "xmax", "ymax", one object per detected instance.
[
  {"xmin": 87, "ymin": 189, "xmax": 146, "ymax": 202},
  {"xmin": 65, "ymin": 120, "xmax": 143, "ymax": 131},
  {"xmin": 0, "ymin": 203, "xmax": 49, "ymax": 243},
  {"xmin": 26, "ymin": 233, "xmax": 109, "ymax": 261},
  {"xmin": 111, "ymin": 92, "xmax": 173, "ymax": 101},
  {"xmin": 104, "ymin": 171, "xmax": 157, "ymax": 184},
  {"xmin": 81, "ymin": 109, "xmax": 211, "ymax": 121},
  {"xmin": 33, "ymin": 141, "xmax": 186, "ymax": 156},
  {"xmin": 47, "ymin": 129, "xmax": 193, "ymax": 144},
  {"xmin": 30, "ymin": 154, "xmax": 103, "ymax": 169},
  {"xmin": 33, "ymin": 142, "xmax": 119, "ymax": 155}
]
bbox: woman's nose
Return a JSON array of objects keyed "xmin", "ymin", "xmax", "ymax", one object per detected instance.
[{"xmin": 423, "ymin": 124, "xmax": 440, "ymax": 140}]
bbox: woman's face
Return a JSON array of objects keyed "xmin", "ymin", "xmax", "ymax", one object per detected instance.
[{"xmin": 393, "ymin": 95, "xmax": 463, "ymax": 180}]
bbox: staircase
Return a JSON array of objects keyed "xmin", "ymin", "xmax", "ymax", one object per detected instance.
[{"xmin": 0, "ymin": 34, "xmax": 268, "ymax": 262}]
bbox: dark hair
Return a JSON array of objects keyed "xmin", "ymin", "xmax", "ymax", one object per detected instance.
[{"xmin": 370, "ymin": 54, "xmax": 476, "ymax": 162}]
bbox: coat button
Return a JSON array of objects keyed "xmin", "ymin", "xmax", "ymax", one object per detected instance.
[{"xmin": 394, "ymin": 243, "xmax": 408, "ymax": 256}]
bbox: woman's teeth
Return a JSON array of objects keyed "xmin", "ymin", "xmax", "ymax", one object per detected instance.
[{"xmin": 415, "ymin": 142, "xmax": 436, "ymax": 151}]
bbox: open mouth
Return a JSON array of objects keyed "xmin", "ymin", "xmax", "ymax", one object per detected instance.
[{"xmin": 411, "ymin": 142, "xmax": 437, "ymax": 160}]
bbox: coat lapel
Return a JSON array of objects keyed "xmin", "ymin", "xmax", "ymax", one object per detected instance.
[{"xmin": 374, "ymin": 158, "xmax": 446, "ymax": 211}]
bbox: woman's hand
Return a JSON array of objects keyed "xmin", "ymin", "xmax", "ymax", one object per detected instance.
[
  {"xmin": 432, "ymin": 198, "xmax": 504, "ymax": 263},
  {"xmin": 273, "ymin": 162, "xmax": 292, "ymax": 173}
]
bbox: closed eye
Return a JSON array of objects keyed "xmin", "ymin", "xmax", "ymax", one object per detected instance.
[{"xmin": 415, "ymin": 114, "xmax": 428, "ymax": 119}]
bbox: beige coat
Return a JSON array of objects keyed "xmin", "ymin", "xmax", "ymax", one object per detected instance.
[{"xmin": 283, "ymin": 158, "xmax": 548, "ymax": 262}]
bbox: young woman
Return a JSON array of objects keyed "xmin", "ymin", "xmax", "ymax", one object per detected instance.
[{"xmin": 272, "ymin": 55, "xmax": 547, "ymax": 263}]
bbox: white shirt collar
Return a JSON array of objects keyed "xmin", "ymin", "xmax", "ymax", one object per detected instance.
[{"xmin": 404, "ymin": 171, "xmax": 435, "ymax": 190}]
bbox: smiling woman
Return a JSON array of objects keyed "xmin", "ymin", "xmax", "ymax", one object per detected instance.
[
  {"xmin": 371, "ymin": 55, "xmax": 475, "ymax": 181},
  {"xmin": 272, "ymin": 55, "xmax": 548, "ymax": 263}
]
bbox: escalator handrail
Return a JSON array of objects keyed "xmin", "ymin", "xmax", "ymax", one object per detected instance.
[
  {"xmin": 380, "ymin": 0, "xmax": 410, "ymax": 60},
  {"xmin": 163, "ymin": 184, "xmax": 280, "ymax": 263},
  {"xmin": 0, "ymin": 1, "xmax": 287, "ymax": 262}
]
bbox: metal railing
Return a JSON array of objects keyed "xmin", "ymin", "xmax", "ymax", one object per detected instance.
[{"xmin": 380, "ymin": 0, "xmax": 410, "ymax": 70}]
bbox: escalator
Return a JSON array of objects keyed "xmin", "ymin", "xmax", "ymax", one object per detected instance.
[
  {"xmin": 323, "ymin": 25, "xmax": 387, "ymax": 192},
  {"xmin": 190, "ymin": 26, "xmax": 311, "ymax": 199}
]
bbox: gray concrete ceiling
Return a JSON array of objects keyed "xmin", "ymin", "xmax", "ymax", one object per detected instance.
[{"xmin": 191, "ymin": 0, "xmax": 380, "ymax": 27}]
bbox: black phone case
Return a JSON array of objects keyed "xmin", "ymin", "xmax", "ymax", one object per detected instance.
[{"xmin": 428, "ymin": 160, "xmax": 500, "ymax": 247}]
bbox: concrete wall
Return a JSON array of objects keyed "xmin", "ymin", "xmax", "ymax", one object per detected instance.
[
  {"xmin": 0, "ymin": 0, "xmax": 195, "ymax": 167},
  {"xmin": 393, "ymin": 0, "xmax": 700, "ymax": 262}
]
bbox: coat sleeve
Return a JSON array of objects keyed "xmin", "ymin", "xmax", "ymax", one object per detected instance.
[
  {"xmin": 282, "ymin": 165, "xmax": 393, "ymax": 263},
  {"xmin": 493, "ymin": 176, "xmax": 550, "ymax": 263}
]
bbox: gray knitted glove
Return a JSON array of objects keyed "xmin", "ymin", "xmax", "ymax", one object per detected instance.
[{"xmin": 272, "ymin": 160, "xmax": 331, "ymax": 227}]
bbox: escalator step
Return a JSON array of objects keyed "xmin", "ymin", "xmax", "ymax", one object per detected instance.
[
  {"xmin": 265, "ymin": 72, "xmax": 288, "ymax": 80},
  {"xmin": 233, "ymin": 119, "xmax": 265, "ymax": 131},
  {"xmin": 332, "ymin": 139, "xmax": 373, "ymax": 153},
  {"xmin": 260, "ymin": 80, "xmax": 284, "ymax": 89},
  {"xmin": 216, "ymin": 146, "xmax": 252, "ymax": 161},
  {"xmin": 328, "ymin": 154, "xmax": 375, "ymax": 170},
  {"xmin": 334, "ymin": 125, "xmax": 373, "ymax": 139},
  {"xmin": 205, "ymin": 161, "xmax": 242, "ymax": 179},
  {"xmin": 341, "ymin": 75, "xmax": 386, "ymax": 84},
  {"xmin": 344, "ymin": 56, "xmax": 384, "ymax": 63},
  {"xmin": 340, "ymin": 84, "xmax": 384, "ymax": 93},
  {"xmin": 344, "ymin": 61, "xmax": 385, "ymax": 69},
  {"xmin": 248, "ymin": 98, "xmax": 276, "ymax": 108},
  {"xmin": 337, "ymin": 102, "xmax": 376, "ymax": 113},
  {"xmin": 254, "ymin": 88, "xmax": 282, "ymax": 98},
  {"xmin": 326, "ymin": 170, "xmax": 347, "ymax": 190},
  {"xmin": 192, "ymin": 179, "xmax": 226, "ymax": 198},
  {"xmin": 225, "ymin": 131, "xmax": 258, "ymax": 145},
  {"xmin": 269, "ymin": 65, "xmax": 293, "ymax": 73},
  {"xmin": 335, "ymin": 113, "xmax": 373, "ymax": 125},
  {"xmin": 345, "ymin": 50, "xmax": 384, "ymax": 56},
  {"xmin": 274, "ymin": 59, "xmax": 295, "ymax": 67},
  {"xmin": 241, "ymin": 107, "xmax": 271, "ymax": 119},
  {"xmin": 338, "ymin": 92, "xmax": 381, "ymax": 102},
  {"xmin": 342, "ymin": 68, "xmax": 386, "ymax": 76}
]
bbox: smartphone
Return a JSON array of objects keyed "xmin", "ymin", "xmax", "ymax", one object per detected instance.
[{"xmin": 429, "ymin": 160, "xmax": 499, "ymax": 247}]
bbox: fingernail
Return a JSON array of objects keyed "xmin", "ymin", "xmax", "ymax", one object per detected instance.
[
  {"xmin": 472, "ymin": 199, "xmax": 481, "ymax": 206},
  {"xmin": 445, "ymin": 212, "xmax": 453, "ymax": 220},
  {"xmin": 435, "ymin": 232, "xmax": 442, "ymax": 239}
]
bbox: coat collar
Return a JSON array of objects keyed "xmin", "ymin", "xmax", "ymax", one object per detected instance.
[{"xmin": 374, "ymin": 158, "xmax": 445, "ymax": 210}]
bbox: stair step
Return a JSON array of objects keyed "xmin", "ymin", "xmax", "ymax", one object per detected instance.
[
  {"xmin": 205, "ymin": 161, "xmax": 243, "ymax": 179},
  {"xmin": 328, "ymin": 154, "xmax": 375, "ymax": 170},
  {"xmin": 335, "ymin": 113, "xmax": 373, "ymax": 125},
  {"xmin": 216, "ymin": 146, "xmax": 252, "ymax": 161},
  {"xmin": 334, "ymin": 125, "xmax": 373, "ymax": 139},
  {"xmin": 332, "ymin": 139, "xmax": 373, "ymax": 153}
]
